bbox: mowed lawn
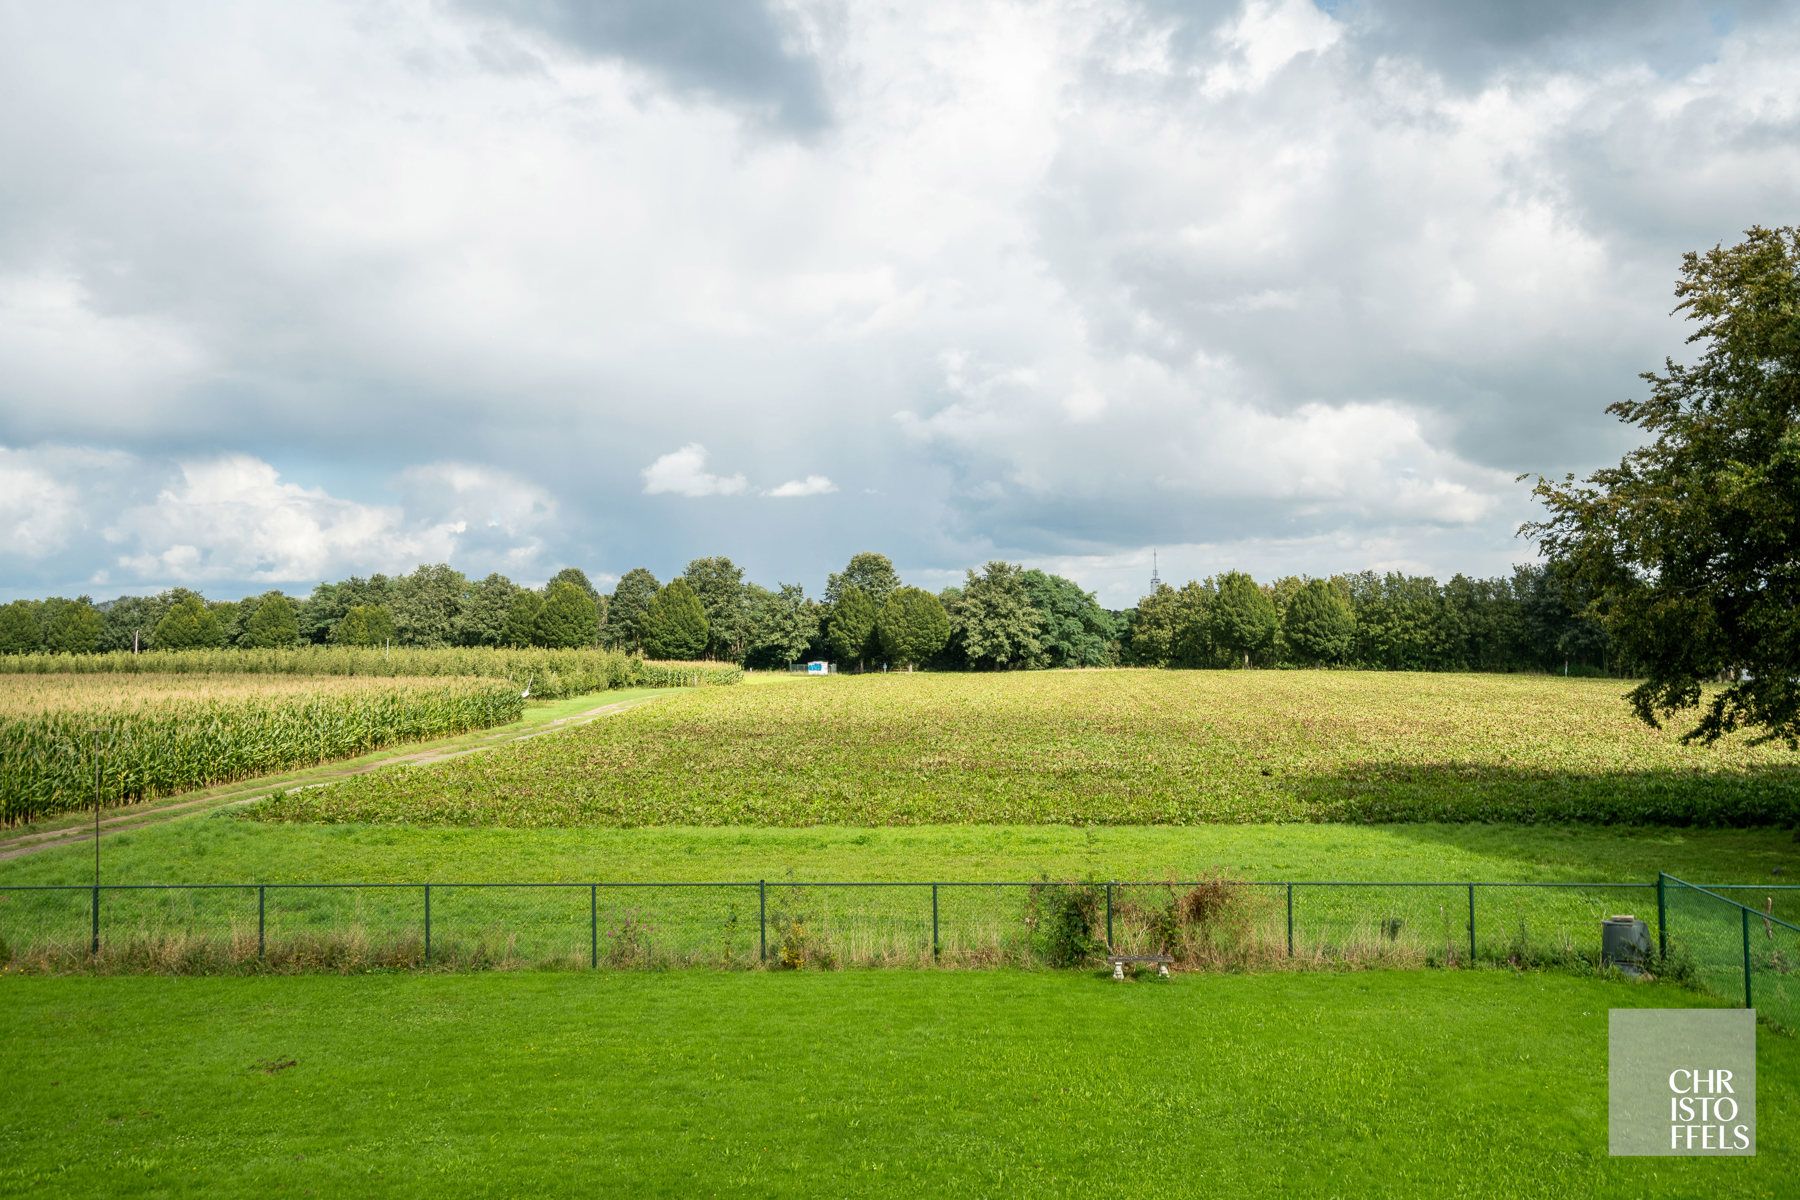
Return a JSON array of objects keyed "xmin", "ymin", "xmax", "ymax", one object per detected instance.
[
  {"xmin": 246, "ymin": 671, "xmax": 1800, "ymax": 827},
  {"xmin": 2, "ymin": 970, "xmax": 1795, "ymax": 1199},
  {"xmin": 4, "ymin": 816, "xmax": 1797, "ymax": 888}
]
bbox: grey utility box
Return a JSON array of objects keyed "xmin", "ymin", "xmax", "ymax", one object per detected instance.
[{"xmin": 1602, "ymin": 914, "xmax": 1651, "ymax": 974}]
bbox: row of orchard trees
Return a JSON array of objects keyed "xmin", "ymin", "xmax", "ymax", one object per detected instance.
[{"xmin": 0, "ymin": 553, "xmax": 1612, "ymax": 674}]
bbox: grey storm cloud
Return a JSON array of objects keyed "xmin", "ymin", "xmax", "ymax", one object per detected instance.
[
  {"xmin": 1144, "ymin": 1, "xmax": 1786, "ymax": 84},
  {"xmin": 0, "ymin": 0, "xmax": 1796, "ymax": 607},
  {"xmin": 1330, "ymin": 0, "xmax": 1784, "ymax": 83},
  {"xmin": 461, "ymin": 0, "xmax": 831, "ymax": 133},
  {"xmin": 1035, "ymin": 0, "xmax": 1800, "ymax": 475}
]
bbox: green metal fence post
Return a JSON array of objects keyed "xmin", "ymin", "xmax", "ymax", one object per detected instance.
[
  {"xmin": 1657, "ymin": 873, "xmax": 1667, "ymax": 960},
  {"xmin": 1281, "ymin": 881, "xmax": 1296, "ymax": 957},
  {"xmin": 258, "ymin": 885, "xmax": 266, "ymax": 960},
  {"xmin": 424, "ymin": 884, "xmax": 432, "ymax": 964},
  {"xmin": 1105, "ymin": 883, "xmax": 1114, "ymax": 948},
  {"xmin": 1742, "ymin": 906, "xmax": 1753, "ymax": 1010},
  {"xmin": 931, "ymin": 883, "xmax": 940, "ymax": 961},
  {"xmin": 590, "ymin": 884, "xmax": 598, "ymax": 969},
  {"xmin": 758, "ymin": 880, "xmax": 767, "ymax": 963},
  {"xmin": 89, "ymin": 884, "xmax": 99, "ymax": 956},
  {"xmin": 1467, "ymin": 884, "xmax": 1476, "ymax": 965}
]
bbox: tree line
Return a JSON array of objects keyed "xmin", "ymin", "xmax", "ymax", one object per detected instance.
[{"xmin": 0, "ymin": 551, "xmax": 1616, "ymax": 675}]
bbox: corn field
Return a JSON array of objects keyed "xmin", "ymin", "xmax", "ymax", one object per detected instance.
[
  {"xmin": 0, "ymin": 675, "xmax": 524, "ymax": 826},
  {"xmin": 0, "ymin": 647, "xmax": 743, "ymax": 697}
]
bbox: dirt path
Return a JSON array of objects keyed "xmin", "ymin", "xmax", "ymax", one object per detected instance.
[{"xmin": 0, "ymin": 690, "xmax": 667, "ymax": 863}]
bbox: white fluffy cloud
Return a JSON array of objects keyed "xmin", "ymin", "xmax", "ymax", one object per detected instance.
[
  {"xmin": 395, "ymin": 462, "xmax": 556, "ymax": 573},
  {"xmin": 0, "ymin": 445, "xmax": 554, "ymax": 592},
  {"xmin": 640, "ymin": 445, "xmax": 837, "ymax": 501},
  {"xmin": 0, "ymin": 445, "xmax": 130, "ymax": 560},
  {"xmin": 640, "ymin": 444, "xmax": 749, "ymax": 498},
  {"xmin": 1, "ymin": 1, "xmax": 1794, "ymax": 595},
  {"xmin": 766, "ymin": 475, "xmax": 837, "ymax": 498}
]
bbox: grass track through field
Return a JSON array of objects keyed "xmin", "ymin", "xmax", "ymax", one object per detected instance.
[
  {"xmin": 0, "ymin": 688, "xmax": 674, "ymax": 862},
  {"xmin": 1, "ymin": 970, "xmax": 1794, "ymax": 1198}
]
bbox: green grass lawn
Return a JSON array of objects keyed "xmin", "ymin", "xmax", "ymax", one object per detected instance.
[
  {"xmin": 245, "ymin": 671, "xmax": 1800, "ymax": 828},
  {"xmin": 0, "ymin": 970, "xmax": 1792, "ymax": 1198},
  {"xmin": 3, "ymin": 816, "xmax": 1797, "ymax": 886}
]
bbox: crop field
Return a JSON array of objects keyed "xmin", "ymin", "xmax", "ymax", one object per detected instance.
[
  {"xmin": 247, "ymin": 670, "xmax": 1800, "ymax": 828},
  {"xmin": 0, "ymin": 673, "xmax": 523, "ymax": 826},
  {"xmin": 0, "ymin": 646, "xmax": 743, "ymax": 698},
  {"xmin": 2, "ymin": 970, "xmax": 1794, "ymax": 1199},
  {"xmin": 0, "ymin": 672, "xmax": 509, "ymax": 714}
]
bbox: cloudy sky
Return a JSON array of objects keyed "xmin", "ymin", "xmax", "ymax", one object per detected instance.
[{"xmin": 2, "ymin": 0, "xmax": 1796, "ymax": 607}]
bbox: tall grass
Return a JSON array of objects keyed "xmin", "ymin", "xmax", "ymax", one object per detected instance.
[
  {"xmin": 0, "ymin": 676, "xmax": 524, "ymax": 826},
  {"xmin": 0, "ymin": 647, "xmax": 743, "ymax": 697}
]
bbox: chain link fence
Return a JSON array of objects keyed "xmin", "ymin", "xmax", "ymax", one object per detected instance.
[
  {"xmin": 2, "ymin": 874, "xmax": 1793, "ymax": 1026},
  {"xmin": 0, "ymin": 876, "xmax": 1673, "ymax": 967},
  {"xmin": 1691, "ymin": 883, "xmax": 1800, "ymax": 925},
  {"xmin": 1660, "ymin": 876, "xmax": 1800, "ymax": 1033}
]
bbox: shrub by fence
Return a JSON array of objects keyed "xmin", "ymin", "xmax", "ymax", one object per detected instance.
[
  {"xmin": 0, "ymin": 678, "xmax": 523, "ymax": 826},
  {"xmin": 3, "ymin": 874, "xmax": 1792, "ymax": 1028},
  {"xmin": 0, "ymin": 647, "xmax": 743, "ymax": 697}
]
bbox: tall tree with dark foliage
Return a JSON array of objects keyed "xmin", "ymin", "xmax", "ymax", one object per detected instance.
[{"xmin": 1528, "ymin": 227, "xmax": 1799, "ymax": 746}]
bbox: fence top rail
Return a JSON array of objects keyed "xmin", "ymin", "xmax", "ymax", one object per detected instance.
[
  {"xmin": 1663, "ymin": 874, "xmax": 1800, "ymax": 935},
  {"xmin": 0, "ymin": 877, "xmax": 1705, "ymax": 893},
  {"xmin": 1700, "ymin": 884, "xmax": 1800, "ymax": 891}
]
